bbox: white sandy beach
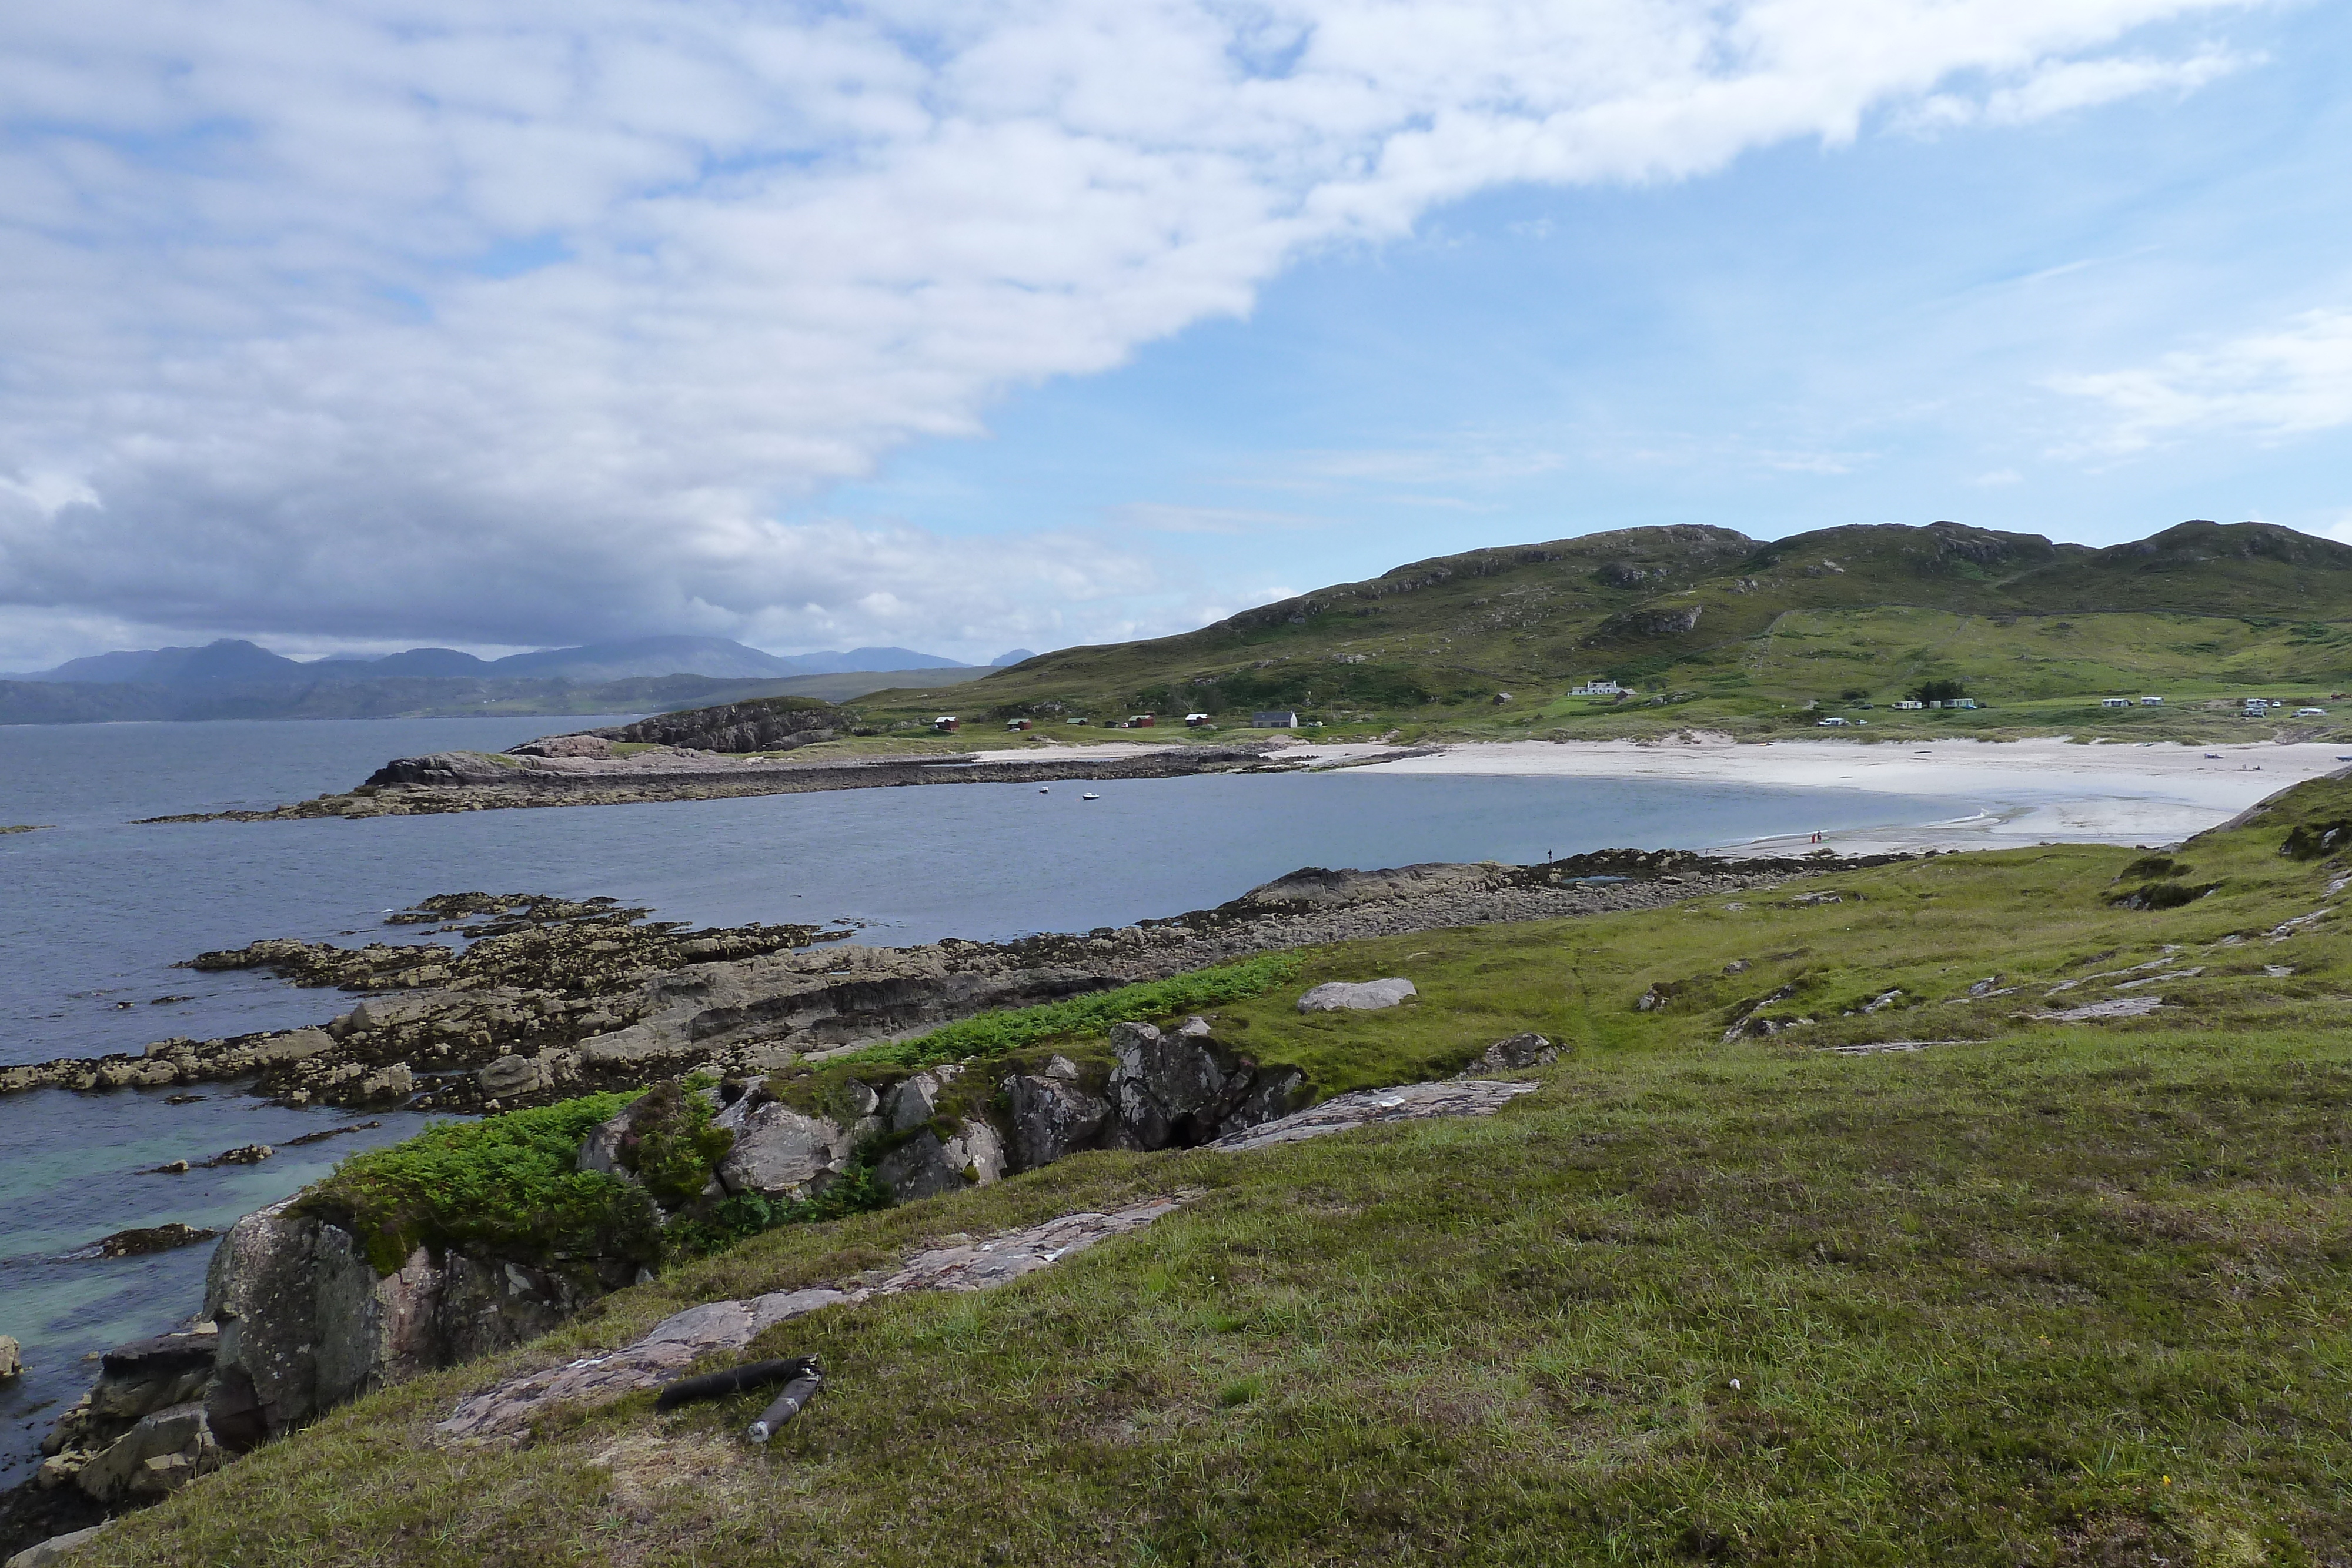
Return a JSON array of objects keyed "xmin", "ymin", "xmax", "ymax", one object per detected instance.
[
  {"xmin": 1015, "ymin": 733, "xmax": 2348, "ymax": 852},
  {"xmin": 1309, "ymin": 737, "xmax": 2351, "ymax": 854}
]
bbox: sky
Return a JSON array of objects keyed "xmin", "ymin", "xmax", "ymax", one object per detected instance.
[{"xmin": 3, "ymin": 0, "xmax": 2350, "ymax": 670}]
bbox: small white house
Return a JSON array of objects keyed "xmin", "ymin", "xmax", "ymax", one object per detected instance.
[
  {"xmin": 2140, "ymin": 696, "xmax": 2164, "ymax": 706},
  {"xmin": 1571, "ymin": 680, "xmax": 1625, "ymax": 697},
  {"xmin": 1816, "ymin": 716, "xmax": 1849, "ymax": 727},
  {"xmin": 2100, "ymin": 697, "xmax": 2130, "ymax": 708}
]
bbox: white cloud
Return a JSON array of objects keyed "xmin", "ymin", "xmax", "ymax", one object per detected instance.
[
  {"xmin": 2052, "ymin": 307, "xmax": 2352, "ymax": 453},
  {"xmin": 0, "ymin": 0, "xmax": 2261, "ymax": 654},
  {"xmin": 1904, "ymin": 45, "xmax": 2252, "ymax": 130}
]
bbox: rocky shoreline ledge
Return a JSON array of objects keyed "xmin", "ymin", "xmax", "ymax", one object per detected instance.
[{"xmin": 0, "ymin": 849, "xmax": 1899, "ymax": 1112}]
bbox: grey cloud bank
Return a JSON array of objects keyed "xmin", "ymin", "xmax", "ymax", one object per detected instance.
[{"xmin": 0, "ymin": 0, "xmax": 2264, "ymax": 668}]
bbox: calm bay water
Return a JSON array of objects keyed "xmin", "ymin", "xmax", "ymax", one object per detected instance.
[{"xmin": 0, "ymin": 716, "xmax": 1972, "ymax": 1485}]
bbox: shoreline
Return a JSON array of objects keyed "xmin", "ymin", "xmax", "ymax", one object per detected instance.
[
  {"xmin": 1327, "ymin": 735, "xmax": 2352, "ymax": 855},
  {"xmin": 125, "ymin": 728, "xmax": 2348, "ymax": 848}
]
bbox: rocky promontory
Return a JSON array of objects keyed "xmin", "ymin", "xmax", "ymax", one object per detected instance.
[{"xmin": 138, "ymin": 739, "xmax": 1292, "ymax": 822}]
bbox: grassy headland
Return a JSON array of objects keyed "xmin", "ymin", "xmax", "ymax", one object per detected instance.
[
  {"xmin": 82, "ymin": 772, "xmax": 2352, "ymax": 1564},
  {"xmin": 797, "ymin": 520, "xmax": 2352, "ymax": 748}
]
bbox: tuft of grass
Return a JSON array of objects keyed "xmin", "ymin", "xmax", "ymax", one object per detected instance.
[{"xmin": 834, "ymin": 952, "xmax": 1305, "ymax": 1068}]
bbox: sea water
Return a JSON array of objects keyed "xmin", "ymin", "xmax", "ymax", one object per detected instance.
[{"xmin": 0, "ymin": 716, "xmax": 1970, "ymax": 1483}]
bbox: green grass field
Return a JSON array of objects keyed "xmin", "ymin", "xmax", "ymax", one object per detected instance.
[{"xmin": 78, "ymin": 777, "xmax": 2352, "ymax": 1564}]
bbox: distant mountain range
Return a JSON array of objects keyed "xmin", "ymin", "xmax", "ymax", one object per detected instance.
[
  {"xmin": 7, "ymin": 635, "xmax": 1001, "ymax": 686},
  {"xmin": 0, "ymin": 634, "xmax": 1045, "ymax": 724}
]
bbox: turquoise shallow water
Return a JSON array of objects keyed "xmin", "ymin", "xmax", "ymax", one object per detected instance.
[{"xmin": 0, "ymin": 716, "xmax": 1975, "ymax": 1485}]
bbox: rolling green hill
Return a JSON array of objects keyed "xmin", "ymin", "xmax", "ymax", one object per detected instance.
[{"xmin": 849, "ymin": 520, "xmax": 2352, "ymax": 744}]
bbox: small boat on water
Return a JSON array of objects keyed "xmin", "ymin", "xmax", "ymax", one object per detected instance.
[
  {"xmin": 1081, "ymin": 792, "xmax": 1100, "ymax": 800},
  {"xmin": 1038, "ymin": 787, "xmax": 1050, "ymax": 793}
]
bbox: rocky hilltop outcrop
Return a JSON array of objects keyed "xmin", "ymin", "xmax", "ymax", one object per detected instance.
[{"xmin": 579, "ymin": 695, "xmax": 843, "ymax": 754}]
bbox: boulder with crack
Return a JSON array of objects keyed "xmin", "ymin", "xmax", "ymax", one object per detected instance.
[
  {"xmin": 1002, "ymin": 1072, "xmax": 1111, "ymax": 1171},
  {"xmin": 876, "ymin": 1121, "xmax": 1006, "ymax": 1202}
]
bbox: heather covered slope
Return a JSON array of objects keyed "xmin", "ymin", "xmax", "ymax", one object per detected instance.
[
  {"xmin": 848, "ymin": 520, "xmax": 2352, "ymax": 741},
  {"xmin": 83, "ymin": 773, "xmax": 2352, "ymax": 1566}
]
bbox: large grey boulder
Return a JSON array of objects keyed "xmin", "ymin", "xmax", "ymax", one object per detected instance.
[
  {"xmin": 1004, "ymin": 1074, "xmax": 1110, "ymax": 1170},
  {"xmin": 203, "ymin": 1206, "xmax": 457, "ymax": 1450},
  {"xmin": 203, "ymin": 1201, "xmax": 360, "ymax": 1446},
  {"xmin": 876, "ymin": 1119, "xmax": 1004, "ymax": 1202},
  {"xmin": 886, "ymin": 1072, "xmax": 941, "ymax": 1132},
  {"xmin": 0, "ymin": 1334, "xmax": 19, "ymax": 1379},
  {"xmin": 714, "ymin": 1100, "xmax": 851, "ymax": 1201},
  {"xmin": 1108, "ymin": 1021, "xmax": 1249, "ymax": 1150},
  {"xmin": 1297, "ymin": 978, "xmax": 1417, "ymax": 1012}
]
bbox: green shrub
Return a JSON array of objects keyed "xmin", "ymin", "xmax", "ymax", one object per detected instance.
[
  {"xmin": 619, "ymin": 1079, "xmax": 734, "ymax": 1209},
  {"xmin": 298, "ymin": 1092, "xmax": 657, "ymax": 1275},
  {"xmin": 660, "ymin": 1154, "xmax": 894, "ymax": 1261},
  {"xmin": 838, "ymin": 952, "xmax": 1306, "ymax": 1068}
]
